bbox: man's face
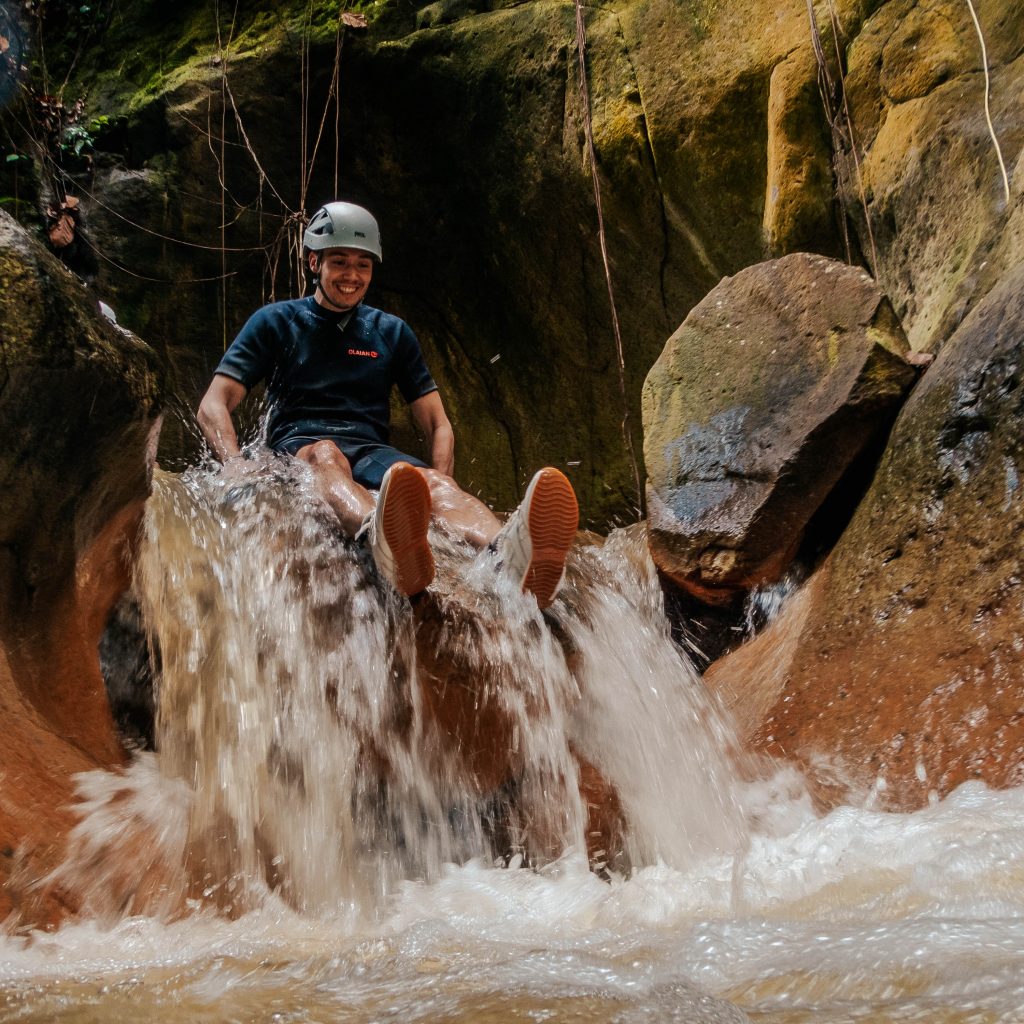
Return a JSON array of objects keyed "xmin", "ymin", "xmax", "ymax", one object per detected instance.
[{"xmin": 311, "ymin": 247, "xmax": 374, "ymax": 311}]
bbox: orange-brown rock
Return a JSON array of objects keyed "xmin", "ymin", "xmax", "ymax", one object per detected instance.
[
  {"xmin": 705, "ymin": 265, "xmax": 1024, "ymax": 811},
  {"xmin": 414, "ymin": 582, "xmax": 627, "ymax": 869},
  {"xmin": 0, "ymin": 211, "xmax": 162, "ymax": 927}
]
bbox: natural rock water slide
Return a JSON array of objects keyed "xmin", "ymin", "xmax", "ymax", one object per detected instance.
[
  {"xmin": 0, "ymin": 0, "xmax": 1023, "ymax": 1018},
  {"xmin": 0, "ymin": 211, "xmax": 161, "ymax": 926}
]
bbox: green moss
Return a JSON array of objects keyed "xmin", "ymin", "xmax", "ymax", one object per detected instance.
[
  {"xmin": 51, "ymin": 0, "xmax": 397, "ymax": 121},
  {"xmin": 688, "ymin": 0, "xmax": 721, "ymax": 39}
]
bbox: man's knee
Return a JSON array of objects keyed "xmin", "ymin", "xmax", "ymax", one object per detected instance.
[
  {"xmin": 421, "ymin": 468, "xmax": 463, "ymax": 500},
  {"xmin": 297, "ymin": 439, "xmax": 353, "ymax": 476}
]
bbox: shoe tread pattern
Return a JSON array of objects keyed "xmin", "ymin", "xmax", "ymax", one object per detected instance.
[
  {"xmin": 381, "ymin": 464, "xmax": 434, "ymax": 597},
  {"xmin": 524, "ymin": 468, "xmax": 578, "ymax": 609}
]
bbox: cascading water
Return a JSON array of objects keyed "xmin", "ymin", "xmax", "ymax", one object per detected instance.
[
  {"xmin": 4, "ymin": 458, "xmax": 1024, "ymax": 1023},
  {"xmin": 74, "ymin": 455, "xmax": 745, "ymax": 922}
]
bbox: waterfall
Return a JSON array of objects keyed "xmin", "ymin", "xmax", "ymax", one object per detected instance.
[{"xmin": 55, "ymin": 454, "xmax": 747, "ymax": 922}]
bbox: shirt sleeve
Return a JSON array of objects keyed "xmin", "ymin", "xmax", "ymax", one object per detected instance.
[
  {"xmin": 394, "ymin": 320, "xmax": 438, "ymax": 404},
  {"xmin": 215, "ymin": 307, "xmax": 276, "ymax": 388}
]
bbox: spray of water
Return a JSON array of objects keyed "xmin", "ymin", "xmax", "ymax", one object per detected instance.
[
  {"xmin": 24, "ymin": 466, "xmax": 1024, "ymax": 1021},
  {"xmin": 54, "ymin": 456, "xmax": 748, "ymax": 922}
]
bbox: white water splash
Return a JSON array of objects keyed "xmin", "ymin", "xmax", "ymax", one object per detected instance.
[
  {"xmin": 9, "ymin": 463, "xmax": 1024, "ymax": 1022},
  {"xmin": 96, "ymin": 460, "xmax": 744, "ymax": 921},
  {"xmin": 5, "ymin": 781, "xmax": 1024, "ymax": 1022}
]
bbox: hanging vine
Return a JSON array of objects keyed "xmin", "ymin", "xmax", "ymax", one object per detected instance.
[{"xmin": 572, "ymin": 0, "xmax": 644, "ymax": 514}]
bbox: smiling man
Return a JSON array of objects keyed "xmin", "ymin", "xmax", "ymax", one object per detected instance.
[{"xmin": 197, "ymin": 201, "xmax": 578, "ymax": 607}]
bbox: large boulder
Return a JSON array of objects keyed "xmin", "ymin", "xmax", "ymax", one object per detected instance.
[
  {"xmin": 0, "ymin": 211, "xmax": 162, "ymax": 924},
  {"xmin": 706, "ymin": 262, "xmax": 1024, "ymax": 810},
  {"xmin": 642, "ymin": 253, "xmax": 917, "ymax": 603}
]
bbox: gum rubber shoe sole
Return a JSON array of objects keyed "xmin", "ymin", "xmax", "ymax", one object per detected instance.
[
  {"xmin": 380, "ymin": 463, "xmax": 435, "ymax": 597},
  {"xmin": 523, "ymin": 468, "xmax": 578, "ymax": 609}
]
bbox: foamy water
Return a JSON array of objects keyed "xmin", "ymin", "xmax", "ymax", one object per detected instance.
[
  {"xmin": 3, "ymin": 461, "xmax": 1023, "ymax": 1022},
  {"xmin": 4, "ymin": 780, "xmax": 1024, "ymax": 1022}
]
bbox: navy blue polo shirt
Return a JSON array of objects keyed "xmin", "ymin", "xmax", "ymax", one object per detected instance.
[{"xmin": 215, "ymin": 297, "xmax": 437, "ymax": 451}]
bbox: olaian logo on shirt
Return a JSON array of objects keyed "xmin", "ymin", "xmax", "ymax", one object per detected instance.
[{"xmin": 348, "ymin": 348, "xmax": 378, "ymax": 359}]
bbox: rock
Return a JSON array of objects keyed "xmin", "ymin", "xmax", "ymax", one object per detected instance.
[
  {"xmin": 415, "ymin": 0, "xmax": 488, "ymax": 31},
  {"xmin": 0, "ymin": 210, "xmax": 162, "ymax": 924},
  {"xmin": 642, "ymin": 252, "xmax": 917, "ymax": 603},
  {"xmin": 99, "ymin": 595, "xmax": 156, "ymax": 750},
  {"xmin": 413, "ymin": 582, "xmax": 628, "ymax": 870},
  {"xmin": 763, "ymin": 49, "xmax": 835, "ymax": 256},
  {"xmin": 24, "ymin": 0, "xmax": 844, "ymax": 526},
  {"xmin": 839, "ymin": 0, "xmax": 1024, "ymax": 356},
  {"xmin": 705, "ymin": 263, "xmax": 1024, "ymax": 810}
]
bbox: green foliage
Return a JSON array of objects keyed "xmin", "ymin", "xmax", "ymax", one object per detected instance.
[{"xmin": 60, "ymin": 111, "xmax": 108, "ymax": 153}]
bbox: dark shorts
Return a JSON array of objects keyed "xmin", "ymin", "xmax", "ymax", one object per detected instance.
[{"xmin": 275, "ymin": 435, "xmax": 428, "ymax": 490}]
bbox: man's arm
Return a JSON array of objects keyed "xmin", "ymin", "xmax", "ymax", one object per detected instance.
[
  {"xmin": 197, "ymin": 374, "xmax": 249, "ymax": 462},
  {"xmin": 409, "ymin": 391, "xmax": 455, "ymax": 477}
]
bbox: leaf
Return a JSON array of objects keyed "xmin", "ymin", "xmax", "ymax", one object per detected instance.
[
  {"xmin": 0, "ymin": 35, "xmax": 10, "ymax": 54},
  {"xmin": 341, "ymin": 11, "xmax": 368, "ymax": 28}
]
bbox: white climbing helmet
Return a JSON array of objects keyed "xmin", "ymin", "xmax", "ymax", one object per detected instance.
[{"xmin": 303, "ymin": 201, "xmax": 383, "ymax": 262}]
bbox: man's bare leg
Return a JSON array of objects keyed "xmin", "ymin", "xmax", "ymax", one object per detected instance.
[
  {"xmin": 295, "ymin": 439, "xmax": 373, "ymax": 535},
  {"xmin": 294, "ymin": 444, "xmax": 576, "ymax": 608},
  {"xmin": 295, "ymin": 441, "xmax": 434, "ymax": 596},
  {"xmin": 424, "ymin": 467, "xmax": 578, "ymax": 610},
  {"xmin": 421, "ymin": 469, "xmax": 502, "ymax": 547}
]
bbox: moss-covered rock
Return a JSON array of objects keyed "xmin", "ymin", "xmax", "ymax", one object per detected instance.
[
  {"xmin": 706, "ymin": 262, "xmax": 1024, "ymax": 810},
  {"xmin": 28, "ymin": 0, "xmax": 843, "ymax": 524},
  {"xmin": 838, "ymin": 0, "xmax": 1024, "ymax": 354}
]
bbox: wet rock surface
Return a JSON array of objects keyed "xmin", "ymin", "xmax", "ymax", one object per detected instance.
[
  {"xmin": 9, "ymin": 0, "xmax": 843, "ymax": 525},
  {"xmin": 642, "ymin": 253, "xmax": 916, "ymax": 603},
  {"xmin": 0, "ymin": 211, "xmax": 162, "ymax": 924},
  {"xmin": 706, "ymin": 264, "xmax": 1024, "ymax": 810}
]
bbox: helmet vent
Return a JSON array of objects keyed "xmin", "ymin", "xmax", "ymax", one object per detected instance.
[{"xmin": 303, "ymin": 202, "xmax": 382, "ymax": 261}]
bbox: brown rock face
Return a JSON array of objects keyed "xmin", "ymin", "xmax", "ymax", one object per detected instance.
[
  {"xmin": 413, "ymin": 579, "xmax": 627, "ymax": 870},
  {"xmin": 840, "ymin": 0, "xmax": 1024, "ymax": 355},
  {"xmin": 19, "ymin": 0, "xmax": 843, "ymax": 527},
  {"xmin": 706, "ymin": 264, "xmax": 1024, "ymax": 810},
  {"xmin": 0, "ymin": 211, "xmax": 162, "ymax": 925},
  {"xmin": 642, "ymin": 253, "xmax": 916, "ymax": 602}
]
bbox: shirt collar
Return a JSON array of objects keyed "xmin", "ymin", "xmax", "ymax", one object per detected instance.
[{"xmin": 307, "ymin": 295, "xmax": 359, "ymax": 331}]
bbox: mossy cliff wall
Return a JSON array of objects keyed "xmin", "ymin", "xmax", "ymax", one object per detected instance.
[
  {"xmin": 16, "ymin": 0, "xmax": 843, "ymax": 523},
  {"xmin": 12, "ymin": 0, "xmax": 1017, "ymax": 521}
]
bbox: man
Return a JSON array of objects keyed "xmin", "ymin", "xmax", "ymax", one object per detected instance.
[{"xmin": 197, "ymin": 201, "xmax": 577, "ymax": 608}]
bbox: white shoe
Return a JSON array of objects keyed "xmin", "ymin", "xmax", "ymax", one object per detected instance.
[
  {"xmin": 492, "ymin": 467, "xmax": 578, "ymax": 609},
  {"xmin": 357, "ymin": 463, "xmax": 434, "ymax": 597}
]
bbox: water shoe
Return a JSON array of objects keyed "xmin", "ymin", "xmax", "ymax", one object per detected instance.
[
  {"xmin": 358, "ymin": 462, "xmax": 435, "ymax": 597},
  {"xmin": 492, "ymin": 467, "xmax": 578, "ymax": 609}
]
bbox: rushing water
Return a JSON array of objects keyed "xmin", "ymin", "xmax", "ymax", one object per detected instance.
[{"xmin": 3, "ymin": 459, "xmax": 1024, "ymax": 1023}]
